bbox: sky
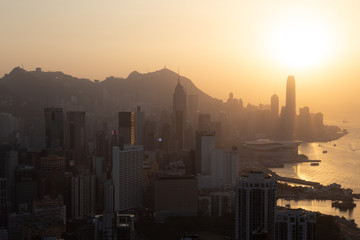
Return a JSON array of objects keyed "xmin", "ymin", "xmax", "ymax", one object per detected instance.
[{"xmin": 1, "ymin": 0, "xmax": 360, "ymax": 120}]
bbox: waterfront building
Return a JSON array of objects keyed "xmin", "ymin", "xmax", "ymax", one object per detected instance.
[
  {"xmin": 283, "ymin": 76, "xmax": 296, "ymax": 139},
  {"xmin": 275, "ymin": 209, "xmax": 316, "ymax": 240},
  {"xmin": 235, "ymin": 171, "xmax": 277, "ymax": 240},
  {"xmin": 112, "ymin": 145, "xmax": 143, "ymax": 211},
  {"xmin": 243, "ymin": 139, "xmax": 301, "ymax": 162}
]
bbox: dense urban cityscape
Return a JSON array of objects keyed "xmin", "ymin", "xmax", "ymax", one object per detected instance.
[{"xmin": 0, "ymin": 67, "xmax": 356, "ymax": 239}]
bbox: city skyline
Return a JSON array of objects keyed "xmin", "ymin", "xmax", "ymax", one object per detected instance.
[{"xmin": 2, "ymin": 1, "xmax": 360, "ymax": 118}]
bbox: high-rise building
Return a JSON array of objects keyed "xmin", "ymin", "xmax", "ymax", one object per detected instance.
[
  {"xmin": 284, "ymin": 76, "xmax": 296, "ymax": 139},
  {"xmin": 173, "ymin": 78, "xmax": 187, "ymax": 150},
  {"xmin": 195, "ymin": 131, "xmax": 215, "ymax": 175},
  {"xmin": 135, "ymin": 106, "xmax": 145, "ymax": 146},
  {"xmin": 198, "ymin": 114, "xmax": 211, "ymax": 132},
  {"xmin": 71, "ymin": 171, "xmax": 96, "ymax": 219},
  {"xmin": 112, "ymin": 146, "xmax": 143, "ymax": 211},
  {"xmin": 154, "ymin": 175, "xmax": 198, "ymax": 220},
  {"xmin": 118, "ymin": 112, "xmax": 135, "ymax": 148},
  {"xmin": 271, "ymin": 94, "xmax": 279, "ymax": 118},
  {"xmin": 235, "ymin": 171, "xmax": 277, "ymax": 240},
  {"xmin": 275, "ymin": 209, "xmax": 316, "ymax": 240},
  {"xmin": 45, "ymin": 108, "xmax": 64, "ymax": 153},
  {"xmin": 65, "ymin": 111, "xmax": 87, "ymax": 168}
]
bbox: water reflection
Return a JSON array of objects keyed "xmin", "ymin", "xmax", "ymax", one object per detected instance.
[{"xmin": 277, "ymin": 199, "xmax": 359, "ymax": 222}]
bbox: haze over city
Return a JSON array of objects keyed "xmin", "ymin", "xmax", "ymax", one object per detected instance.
[
  {"xmin": 2, "ymin": 1, "xmax": 360, "ymax": 240},
  {"xmin": 2, "ymin": 0, "xmax": 360, "ymax": 119}
]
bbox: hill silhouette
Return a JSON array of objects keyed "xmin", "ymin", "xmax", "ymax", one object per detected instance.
[{"xmin": 0, "ymin": 67, "xmax": 221, "ymax": 122}]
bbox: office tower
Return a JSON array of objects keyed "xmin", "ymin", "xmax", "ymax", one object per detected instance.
[
  {"xmin": 15, "ymin": 165, "xmax": 37, "ymax": 212},
  {"xmin": 212, "ymin": 148, "xmax": 239, "ymax": 189},
  {"xmin": 284, "ymin": 76, "xmax": 296, "ymax": 139},
  {"xmin": 195, "ymin": 131, "xmax": 215, "ymax": 175},
  {"xmin": 0, "ymin": 112, "xmax": 24, "ymax": 146},
  {"xmin": 104, "ymin": 180, "xmax": 114, "ymax": 213},
  {"xmin": 112, "ymin": 146, "xmax": 143, "ymax": 211},
  {"xmin": 188, "ymin": 94, "xmax": 199, "ymax": 127},
  {"xmin": 44, "ymin": 107, "xmax": 64, "ymax": 153},
  {"xmin": 313, "ymin": 112, "xmax": 324, "ymax": 129},
  {"xmin": 0, "ymin": 148, "xmax": 18, "ymax": 204},
  {"xmin": 154, "ymin": 175, "xmax": 198, "ymax": 220},
  {"xmin": 198, "ymin": 114, "xmax": 211, "ymax": 131},
  {"xmin": 235, "ymin": 171, "xmax": 277, "ymax": 240},
  {"xmin": 65, "ymin": 111, "xmax": 87, "ymax": 168},
  {"xmin": 174, "ymin": 111, "xmax": 185, "ymax": 150},
  {"xmin": 144, "ymin": 120, "xmax": 157, "ymax": 151},
  {"xmin": 275, "ymin": 209, "xmax": 316, "ymax": 240},
  {"xmin": 298, "ymin": 107, "xmax": 311, "ymax": 138},
  {"xmin": 173, "ymin": 78, "xmax": 187, "ymax": 150},
  {"xmin": 271, "ymin": 94, "xmax": 279, "ymax": 119},
  {"xmin": 71, "ymin": 171, "xmax": 96, "ymax": 219},
  {"xmin": 118, "ymin": 112, "xmax": 135, "ymax": 148},
  {"xmin": 135, "ymin": 106, "xmax": 145, "ymax": 146}
]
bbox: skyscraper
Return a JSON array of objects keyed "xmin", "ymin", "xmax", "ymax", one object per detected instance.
[
  {"xmin": 45, "ymin": 107, "xmax": 64, "ymax": 153},
  {"xmin": 118, "ymin": 112, "xmax": 135, "ymax": 148},
  {"xmin": 195, "ymin": 131, "xmax": 215, "ymax": 175},
  {"xmin": 173, "ymin": 78, "xmax": 187, "ymax": 150},
  {"xmin": 270, "ymin": 94, "xmax": 279, "ymax": 120},
  {"xmin": 284, "ymin": 76, "xmax": 296, "ymax": 139},
  {"xmin": 65, "ymin": 111, "xmax": 87, "ymax": 168},
  {"xmin": 112, "ymin": 145, "xmax": 143, "ymax": 211},
  {"xmin": 235, "ymin": 171, "xmax": 277, "ymax": 240}
]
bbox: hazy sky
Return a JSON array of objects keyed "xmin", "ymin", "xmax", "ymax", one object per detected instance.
[{"xmin": 1, "ymin": 0, "xmax": 360, "ymax": 120}]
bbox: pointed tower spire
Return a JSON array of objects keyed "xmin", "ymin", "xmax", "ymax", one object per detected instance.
[{"xmin": 178, "ymin": 67, "xmax": 180, "ymax": 84}]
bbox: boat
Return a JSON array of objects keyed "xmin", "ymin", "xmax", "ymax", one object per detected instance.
[
  {"xmin": 343, "ymin": 120, "xmax": 349, "ymax": 123},
  {"xmin": 323, "ymin": 150, "xmax": 327, "ymax": 154},
  {"xmin": 332, "ymin": 201, "xmax": 356, "ymax": 210},
  {"xmin": 285, "ymin": 204, "xmax": 291, "ymax": 208},
  {"xmin": 334, "ymin": 144, "xmax": 336, "ymax": 147},
  {"xmin": 311, "ymin": 163, "xmax": 319, "ymax": 166}
]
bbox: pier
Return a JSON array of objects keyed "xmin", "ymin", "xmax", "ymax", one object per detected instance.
[{"xmin": 265, "ymin": 169, "xmax": 320, "ymax": 187}]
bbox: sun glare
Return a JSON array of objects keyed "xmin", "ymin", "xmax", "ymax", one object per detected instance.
[{"xmin": 269, "ymin": 16, "xmax": 333, "ymax": 69}]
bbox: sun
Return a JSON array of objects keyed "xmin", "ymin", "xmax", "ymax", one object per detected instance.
[{"xmin": 268, "ymin": 16, "xmax": 333, "ymax": 69}]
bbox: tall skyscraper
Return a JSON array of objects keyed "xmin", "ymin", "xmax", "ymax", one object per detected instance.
[
  {"xmin": 112, "ymin": 145, "xmax": 143, "ymax": 211},
  {"xmin": 135, "ymin": 106, "xmax": 145, "ymax": 146},
  {"xmin": 284, "ymin": 76, "xmax": 296, "ymax": 139},
  {"xmin": 173, "ymin": 78, "xmax": 187, "ymax": 150},
  {"xmin": 235, "ymin": 171, "xmax": 277, "ymax": 240},
  {"xmin": 118, "ymin": 112, "xmax": 135, "ymax": 148},
  {"xmin": 271, "ymin": 94, "xmax": 279, "ymax": 120},
  {"xmin": 45, "ymin": 108, "xmax": 64, "ymax": 153},
  {"xmin": 65, "ymin": 111, "xmax": 87, "ymax": 168}
]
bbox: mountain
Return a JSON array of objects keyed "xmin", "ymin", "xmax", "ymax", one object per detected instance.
[{"xmin": 0, "ymin": 67, "xmax": 222, "ymax": 122}]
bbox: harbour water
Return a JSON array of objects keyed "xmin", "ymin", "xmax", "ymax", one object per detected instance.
[{"xmin": 272, "ymin": 120, "xmax": 360, "ymax": 223}]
